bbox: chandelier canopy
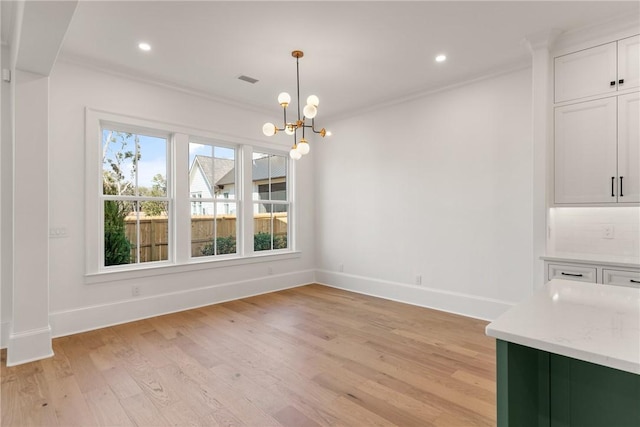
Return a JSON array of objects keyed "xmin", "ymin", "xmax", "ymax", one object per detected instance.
[{"xmin": 262, "ymin": 50, "xmax": 329, "ymax": 160}]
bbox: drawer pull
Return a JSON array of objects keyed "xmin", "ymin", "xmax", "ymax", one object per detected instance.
[
  {"xmin": 610, "ymin": 81, "xmax": 616, "ymax": 86},
  {"xmin": 620, "ymin": 176, "xmax": 623, "ymax": 197},
  {"xmin": 561, "ymin": 272, "xmax": 583, "ymax": 277},
  {"xmin": 611, "ymin": 177, "xmax": 615, "ymax": 197},
  {"xmin": 619, "ymin": 79, "xmax": 625, "ymax": 85},
  {"xmin": 631, "ymin": 279, "xmax": 640, "ymax": 284}
]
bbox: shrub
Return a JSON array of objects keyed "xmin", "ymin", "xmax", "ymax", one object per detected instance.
[
  {"xmin": 201, "ymin": 235, "xmax": 237, "ymax": 256},
  {"xmin": 104, "ymin": 200, "xmax": 132, "ymax": 265},
  {"xmin": 201, "ymin": 233, "xmax": 287, "ymax": 255}
]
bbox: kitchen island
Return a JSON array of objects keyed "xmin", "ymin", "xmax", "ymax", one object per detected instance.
[{"xmin": 486, "ymin": 279, "xmax": 640, "ymax": 427}]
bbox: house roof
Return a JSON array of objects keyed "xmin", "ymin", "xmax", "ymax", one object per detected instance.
[
  {"xmin": 217, "ymin": 155, "xmax": 286, "ymax": 185},
  {"xmin": 191, "ymin": 155, "xmax": 235, "ymax": 189}
]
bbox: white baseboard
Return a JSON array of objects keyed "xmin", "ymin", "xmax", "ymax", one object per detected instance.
[
  {"xmin": 315, "ymin": 269, "xmax": 514, "ymax": 321},
  {"xmin": 49, "ymin": 269, "xmax": 315, "ymax": 339},
  {"xmin": 6, "ymin": 326, "xmax": 54, "ymax": 366},
  {"xmin": 1, "ymin": 321, "xmax": 10, "ymax": 349}
]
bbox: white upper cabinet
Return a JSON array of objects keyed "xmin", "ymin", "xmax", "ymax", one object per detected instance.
[
  {"xmin": 555, "ymin": 42, "xmax": 617, "ymax": 103},
  {"xmin": 618, "ymin": 35, "xmax": 640, "ymax": 92},
  {"xmin": 554, "ymin": 97, "xmax": 618, "ymax": 204},
  {"xmin": 555, "ymin": 35, "xmax": 640, "ymax": 103},
  {"xmin": 617, "ymin": 92, "xmax": 640, "ymax": 203}
]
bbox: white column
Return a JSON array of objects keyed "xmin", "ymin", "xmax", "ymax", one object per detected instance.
[
  {"xmin": 524, "ymin": 30, "xmax": 561, "ymax": 290},
  {"xmin": 7, "ymin": 69, "xmax": 53, "ymax": 365}
]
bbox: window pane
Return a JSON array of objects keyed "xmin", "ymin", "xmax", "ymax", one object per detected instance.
[
  {"xmin": 192, "ymin": 203, "xmax": 214, "ymax": 257},
  {"xmin": 253, "ymin": 153, "xmax": 287, "ymax": 202},
  {"xmin": 189, "ymin": 143, "xmax": 236, "ymax": 200},
  {"xmin": 254, "ymin": 205, "xmax": 288, "ymax": 251},
  {"xmin": 102, "ymin": 130, "xmax": 136, "ymax": 196},
  {"xmin": 104, "ymin": 200, "xmax": 134, "ymax": 266},
  {"xmin": 192, "ymin": 202, "xmax": 237, "ymax": 257},
  {"xmin": 270, "ymin": 154, "xmax": 287, "ymax": 201},
  {"xmin": 138, "ymin": 135, "xmax": 167, "ymax": 197},
  {"xmin": 138, "ymin": 202, "xmax": 169, "ymax": 263}
]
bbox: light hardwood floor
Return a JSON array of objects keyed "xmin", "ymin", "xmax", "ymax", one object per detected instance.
[{"xmin": 1, "ymin": 284, "xmax": 496, "ymax": 426}]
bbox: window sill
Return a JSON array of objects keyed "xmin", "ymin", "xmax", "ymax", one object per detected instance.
[{"xmin": 84, "ymin": 251, "xmax": 302, "ymax": 285}]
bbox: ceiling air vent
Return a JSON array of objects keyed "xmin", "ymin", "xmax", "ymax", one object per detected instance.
[{"xmin": 237, "ymin": 75, "xmax": 259, "ymax": 84}]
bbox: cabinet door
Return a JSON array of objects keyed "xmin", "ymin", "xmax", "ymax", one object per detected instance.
[
  {"xmin": 617, "ymin": 35, "xmax": 640, "ymax": 92},
  {"xmin": 618, "ymin": 92, "xmax": 640, "ymax": 203},
  {"xmin": 555, "ymin": 42, "xmax": 617, "ymax": 103},
  {"xmin": 555, "ymin": 98, "xmax": 617, "ymax": 204}
]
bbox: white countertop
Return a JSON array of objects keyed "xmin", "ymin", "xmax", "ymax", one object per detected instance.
[
  {"xmin": 541, "ymin": 253, "xmax": 640, "ymax": 269},
  {"xmin": 486, "ymin": 279, "xmax": 640, "ymax": 375}
]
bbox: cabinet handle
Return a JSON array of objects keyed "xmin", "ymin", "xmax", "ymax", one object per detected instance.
[
  {"xmin": 619, "ymin": 79, "xmax": 625, "ymax": 85},
  {"xmin": 620, "ymin": 176, "xmax": 624, "ymax": 197},
  {"xmin": 561, "ymin": 272, "xmax": 583, "ymax": 277},
  {"xmin": 610, "ymin": 81, "xmax": 616, "ymax": 86},
  {"xmin": 630, "ymin": 279, "xmax": 640, "ymax": 284},
  {"xmin": 611, "ymin": 177, "xmax": 615, "ymax": 197}
]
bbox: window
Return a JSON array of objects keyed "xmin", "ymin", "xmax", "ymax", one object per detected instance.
[
  {"xmin": 102, "ymin": 128, "xmax": 170, "ymax": 266},
  {"xmin": 253, "ymin": 152, "xmax": 289, "ymax": 251},
  {"xmin": 86, "ymin": 109, "xmax": 296, "ymax": 278},
  {"xmin": 189, "ymin": 142, "xmax": 237, "ymax": 258}
]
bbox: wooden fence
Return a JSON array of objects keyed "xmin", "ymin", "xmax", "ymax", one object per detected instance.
[{"xmin": 124, "ymin": 213, "xmax": 287, "ymax": 261}]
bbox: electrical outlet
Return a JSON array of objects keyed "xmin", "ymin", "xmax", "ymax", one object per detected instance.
[
  {"xmin": 416, "ymin": 275, "xmax": 422, "ymax": 286},
  {"xmin": 49, "ymin": 227, "xmax": 68, "ymax": 238},
  {"xmin": 132, "ymin": 285, "xmax": 140, "ymax": 297},
  {"xmin": 602, "ymin": 225, "xmax": 614, "ymax": 239}
]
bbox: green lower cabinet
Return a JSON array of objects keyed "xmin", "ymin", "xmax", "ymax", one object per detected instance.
[{"xmin": 497, "ymin": 340, "xmax": 640, "ymax": 427}]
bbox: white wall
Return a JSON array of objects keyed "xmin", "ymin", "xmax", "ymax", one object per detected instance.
[
  {"xmin": 1, "ymin": 45, "xmax": 12, "ymax": 347},
  {"xmin": 315, "ymin": 68, "xmax": 534, "ymax": 320},
  {"xmin": 549, "ymin": 207, "xmax": 640, "ymax": 259},
  {"xmin": 45, "ymin": 60, "xmax": 316, "ymax": 338}
]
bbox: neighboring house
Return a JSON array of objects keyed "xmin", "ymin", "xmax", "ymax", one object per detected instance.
[
  {"xmin": 218, "ymin": 154, "xmax": 287, "ymax": 214},
  {"xmin": 188, "ymin": 155, "xmax": 235, "ymax": 215},
  {"xmin": 188, "ymin": 154, "xmax": 287, "ymax": 215}
]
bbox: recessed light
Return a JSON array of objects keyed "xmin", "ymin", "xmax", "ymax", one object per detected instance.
[
  {"xmin": 138, "ymin": 42, "xmax": 151, "ymax": 52},
  {"xmin": 435, "ymin": 54, "xmax": 447, "ymax": 63}
]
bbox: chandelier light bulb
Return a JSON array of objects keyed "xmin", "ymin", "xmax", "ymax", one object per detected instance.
[
  {"xmin": 262, "ymin": 122, "xmax": 276, "ymax": 136},
  {"xmin": 285, "ymin": 124, "xmax": 295, "ymax": 135},
  {"xmin": 303, "ymin": 104, "xmax": 317, "ymax": 119},
  {"xmin": 278, "ymin": 92, "xmax": 291, "ymax": 106},
  {"xmin": 306, "ymin": 95, "xmax": 319, "ymax": 107},
  {"xmin": 290, "ymin": 146, "xmax": 302, "ymax": 160},
  {"xmin": 297, "ymin": 139, "xmax": 310, "ymax": 155}
]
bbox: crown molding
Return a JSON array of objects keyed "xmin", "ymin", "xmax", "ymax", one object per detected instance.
[
  {"xmin": 522, "ymin": 29, "xmax": 564, "ymax": 54},
  {"xmin": 56, "ymin": 53, "xmax": 273, "ymax": 116},
  {"xmin": 553, "ymin": 11, "xmax": 640, "ymax": 55}
]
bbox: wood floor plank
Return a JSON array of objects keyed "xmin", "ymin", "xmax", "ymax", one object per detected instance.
[
  {"xmin": 84, "ymin": 386, "xmax": 136, "ymax": 427},
  {"xmin": 2, "ymin": 284, "xmax": 497, "ymax": 426}
]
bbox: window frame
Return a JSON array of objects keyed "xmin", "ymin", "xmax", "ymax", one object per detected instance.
[
  {"xmin": 188, "ymin": 139, "xmax": 240, "ymax": 260},
  {"xmin": 101, "ymin": 125, "xmax": 172, "ymax": 268},
  {"xmin": 85, "ymin": 108, "xmax": 299, "ymax": 284}
]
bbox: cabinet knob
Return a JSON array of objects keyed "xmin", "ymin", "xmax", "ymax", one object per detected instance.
[
  {"xmin": 619, "ymin": 79, "xmax": 625, "ymax": 85},
  {"xmin": 610, "ymin": 81, "xmax": 616, "ymax": 86}
]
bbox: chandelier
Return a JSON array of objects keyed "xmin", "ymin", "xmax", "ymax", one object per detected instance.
[{"xmin": 262, "ymin": 50, "xmax": 328, "ymax": 160}]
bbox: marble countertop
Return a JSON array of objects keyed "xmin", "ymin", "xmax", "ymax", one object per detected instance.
[
  {"xmin": 486, "ymin": 279, "xmax": 640, "ymax": 375},
  {"xmin": 541, "ymin": 253, "xmax": 640, "ymax": 269}
]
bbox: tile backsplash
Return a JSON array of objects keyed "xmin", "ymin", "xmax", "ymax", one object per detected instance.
[{"xmin": 549, "ymin": 207, "xmax": 640, "ymax": 259}]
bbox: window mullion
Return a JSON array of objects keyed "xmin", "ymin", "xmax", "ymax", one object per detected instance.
[
  {"xmin": 174, "ymin": 133, "xmax": 191, "ymax": 264},
  {"xmin": 241, "ymin": 145, "xmax": 254, "ymax": 256}
]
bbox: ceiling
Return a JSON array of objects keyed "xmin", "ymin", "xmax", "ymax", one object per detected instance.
[{"xmin": 8, "ymin": 1, "xmax": 640, "ymax": 118}]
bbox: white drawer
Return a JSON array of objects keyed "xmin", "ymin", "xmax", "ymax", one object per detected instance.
[
  {"xmin": 603, "ymin": 269, "xmax": 640, "ymax": 288},
  {"xmin": 548, "ymin": 264, "xmax": 597, "ymax": 283}
]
